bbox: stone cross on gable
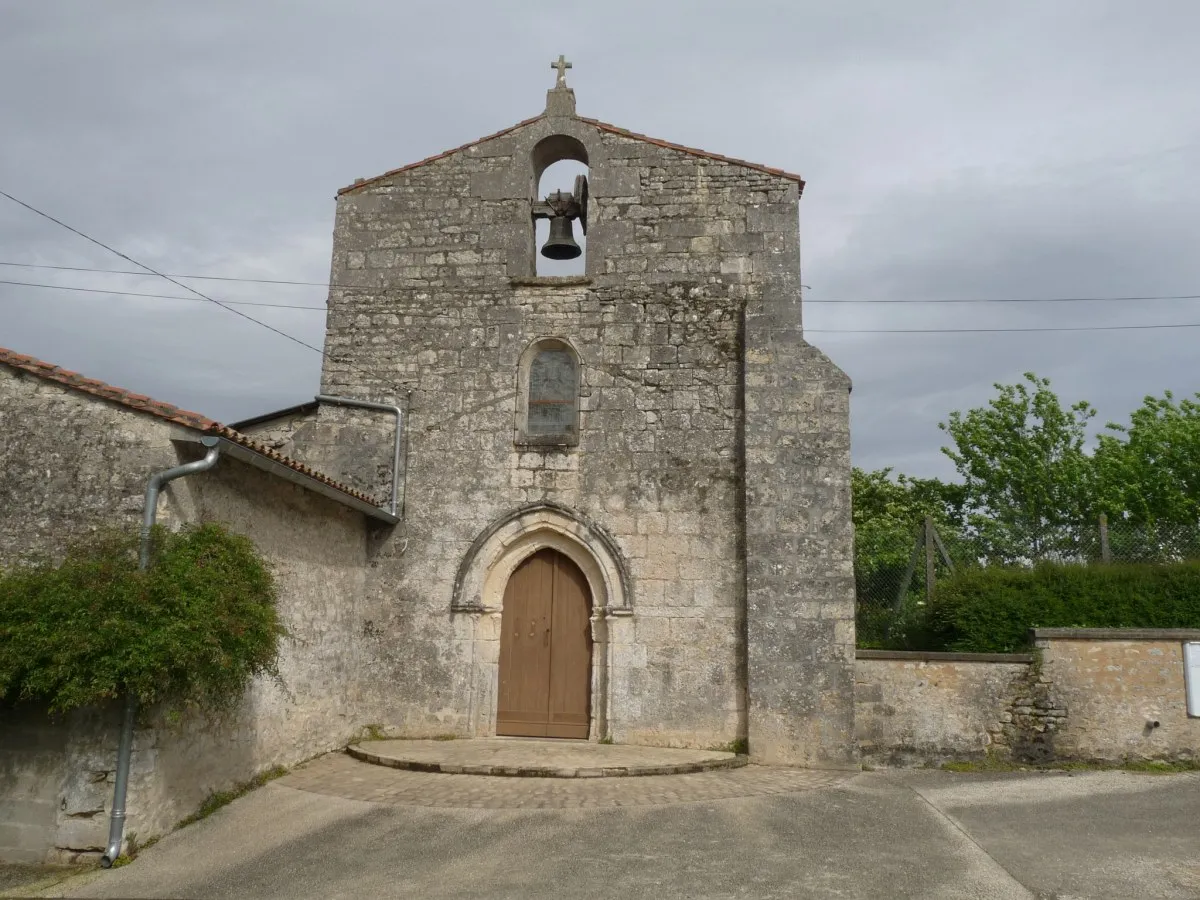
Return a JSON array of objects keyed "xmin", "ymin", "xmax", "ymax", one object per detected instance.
[{"xmin": 551, "ymin": 54, "xmax": 572, "ymax": 88}]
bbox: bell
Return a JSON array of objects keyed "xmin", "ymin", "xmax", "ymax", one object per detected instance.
[{"xmin": 541, "ymin": 215, "xmax": 581, "ymax": 260}]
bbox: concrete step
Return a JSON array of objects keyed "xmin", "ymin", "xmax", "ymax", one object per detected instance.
[{"xmin": 346, "ymin": 738, "xmax": 747, "ymax": 778}]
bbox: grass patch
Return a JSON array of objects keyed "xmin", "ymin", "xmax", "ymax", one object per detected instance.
[
  {"xmin": 175, "ymin": 764, "xmax": 289, "ymax": 829},
  {"xmin": 107, "ymin": 831, "xmax": 160, "ymax": 868},
  {"xmin": 941, "ymin": 756, "xmax": 1200, "ymax": 775},
  {"xmin": 597, "ymin": 735, "xmax": 614, "ymax": 745},
  {"xmin": 710, "ymin": 738, "xmax": 749, "ymax": 755},
  {"xmin": 359, "ymin": 724, "xmax": 387, "ymax": 741},
  {"xmin": 1118, "ymin": 758, "xmax": 1200, "ymax": 774}
]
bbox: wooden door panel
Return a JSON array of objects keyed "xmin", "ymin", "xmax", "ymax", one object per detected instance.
[
  {"xmin": 547, "ymin": 553, "xmax": 592, "ymax": 739},
  {"xmin": 496, "ymin": 548, "xmax": 592, "ymax": 740},
  {"xmin": 496, "ymin": 551, "xmax": 554, "ymax": 737}
]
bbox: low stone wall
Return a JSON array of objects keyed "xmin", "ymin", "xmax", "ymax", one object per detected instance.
[
  {"xmin": 855, "ymin": 629, "xmax": 1200, "ymax": 767},
  {"xmin": 1032, "ymin": 629, "xmax": 1200, "ymax": 764},
  {"xmin": 854, "ymin": 651, "xmax": 1034, "ymax": 766}
]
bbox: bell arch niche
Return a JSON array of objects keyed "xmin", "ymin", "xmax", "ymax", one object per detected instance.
[
  {"xmin": 450, "ymin": 502, "xmax": 632, "ymax": 739},
  {"xmin": 531, "ymin": 134, "xmax": 589, "ymax": 277}
]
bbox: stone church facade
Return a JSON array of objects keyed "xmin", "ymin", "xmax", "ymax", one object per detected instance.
[{"xmin": 251, "ymin": 66, "xmax": 858, "ymax": 766}]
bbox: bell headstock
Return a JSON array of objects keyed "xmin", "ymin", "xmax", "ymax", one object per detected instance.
[{"xmin": 573, "ymin": 174, "xmax": 589, "ymax": 236}]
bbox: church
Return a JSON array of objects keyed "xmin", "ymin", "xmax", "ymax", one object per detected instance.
[
  {"xmin": 1, "ymin": 56, "xmax": 857, "ymax": 825},
  {"xmin": 256, "ymin": 57, "xmax": 859, "ymax": 766}
]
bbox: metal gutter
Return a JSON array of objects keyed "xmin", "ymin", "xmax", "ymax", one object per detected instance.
[
  {"xmin": 227, "ymin": 400, "xmax": 319, "ymax": 432},
  {"xmin": 174, "ymin": 433, "xmax": 399, "ymax": 525},
  {"xmin": 102, "ymin": 438, "xmax": 223, "ymax": 868}
]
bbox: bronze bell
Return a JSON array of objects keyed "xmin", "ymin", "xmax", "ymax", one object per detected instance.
[{"xmin": 541, "ymin": 215, "xmax": 581, "ymax": 260}]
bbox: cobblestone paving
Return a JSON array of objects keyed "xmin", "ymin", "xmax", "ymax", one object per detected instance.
[{"xmin": 279, "ymin": 752, "xmax": 855, "ymax": 809}]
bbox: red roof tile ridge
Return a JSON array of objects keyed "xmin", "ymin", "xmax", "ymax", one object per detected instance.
[
  {"xmin": 0, "ymin": 345, "xmax": 386, "ymax": 510},
  {"xmin": 337, "ymin": 113, "xmax": 547, "ymax": 196},
  {"xmin": 578, "ymin": 116, "xmax": 805, "ymax": 187},
  {"xmin": 335, "ymin": 111, "xmax": 803, "ymax": 196}
]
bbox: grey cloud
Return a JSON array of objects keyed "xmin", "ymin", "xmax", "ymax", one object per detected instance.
[{"xmin": 3, "ymin": 0, "xmax": 1197, "ymax": 476}]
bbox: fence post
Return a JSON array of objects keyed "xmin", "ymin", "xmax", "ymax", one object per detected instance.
[
  {"xmin": 924, "ymin": 515, "xmax": 936, "ymax": 605},
  {"xmin": 1099, "ymin": 513, "xmax": 1112, "ymax": 563}
]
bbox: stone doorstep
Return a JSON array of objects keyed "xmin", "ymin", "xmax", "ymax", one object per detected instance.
[{"xmin": 345, "ymin": 742, "xmax": 748, "ymax": 779}]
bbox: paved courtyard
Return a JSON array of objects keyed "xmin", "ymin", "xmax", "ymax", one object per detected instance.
[{"xmin": 22, "ymin": 755, "xmax": 1200, "ymax": 900}]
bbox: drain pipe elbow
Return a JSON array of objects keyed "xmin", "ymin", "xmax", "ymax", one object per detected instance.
[
  {"xmin": 315, "ymin": 394, "xmax": 406, "ymax": 517},
  {"xmin": 101, "ymin": 438, "xmax": 222, "ymax": 868}
]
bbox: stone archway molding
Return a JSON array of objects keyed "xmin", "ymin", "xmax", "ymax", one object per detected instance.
[{"xmin": 451, "ymin": 501, "xmax": 631, "ymax": 615}]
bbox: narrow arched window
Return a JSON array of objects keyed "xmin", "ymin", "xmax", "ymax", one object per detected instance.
[{"xmin": 517, "ymin": 339, "xmax": 580, "ymax": 446}]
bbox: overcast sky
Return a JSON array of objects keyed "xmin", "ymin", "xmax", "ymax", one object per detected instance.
[{"xmin": 2, "ymin": 1, "xmax": 1197, "ymax": 478}]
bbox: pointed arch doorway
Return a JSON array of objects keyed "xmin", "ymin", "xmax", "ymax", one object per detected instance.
[{"xmin": 496, "ymin": 548, "xmax": 593, "ymax": 738}]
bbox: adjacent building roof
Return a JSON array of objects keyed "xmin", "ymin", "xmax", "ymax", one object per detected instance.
[
  {"xmin": 228, "ymin": 400, "xmax": 319, "ymax": 431},
  {"xmin": 0, "ymin": 346, "xmax": 388, "ymax": 515},
  {"xmin": 337, "ymin": 113, "xmax": 804, "ymax": 196}
]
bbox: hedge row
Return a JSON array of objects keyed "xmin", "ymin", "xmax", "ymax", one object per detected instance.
[
  {"xmin": 0, "ymin": 524, "xmax": 284, "ymax": 713},
  {"xmin": 926, "ymin": 560, "xmax": 1200, "ymax": 653}
]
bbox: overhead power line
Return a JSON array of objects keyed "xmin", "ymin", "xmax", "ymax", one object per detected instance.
[
  {"xmin": 0, "ymin": 190, "xmax": 330, "ymax": 359},
  {"xmin": 10, "ymin": 277, "xmax": 1200, "ymax": 316},
  {"xmin": 0, "ymin": 279, "xmax": 327, "ymax": 310},
  {"xmin": 4, "ymin": 278, "xmax": 1198, "ymax": 334},
  {"xmin": 3, "ymin": 260, "xmax": 1199, "ymax": 306},
  {"xmin": 806, "ymin": 322, "xmax": 1200, "ymax": 334},
  {"xmin": 812, "ymin": 294, "xmax": 1200, "ymax": 304},
  {"xmin": 0, "ymin": 260, "xmax": 330, "ymax": 287}
]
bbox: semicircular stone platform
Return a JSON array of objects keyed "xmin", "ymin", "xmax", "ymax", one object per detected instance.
[{"xmin": 346, "ymin": 738, "xmax": 747, "ymax": 778}]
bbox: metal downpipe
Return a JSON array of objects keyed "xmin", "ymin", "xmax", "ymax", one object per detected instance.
[
  {"xmin": 315, "ymin": 394, "xmax": 406, "ymax": 517},
  {"xmin": 101, "ymin": 438, "xmax": 222, "ymax": 868}
]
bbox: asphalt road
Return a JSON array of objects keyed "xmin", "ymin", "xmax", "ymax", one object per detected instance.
[{"xmin": 19, "ymin": 767, "xmax": 1200, "ymax": 900}]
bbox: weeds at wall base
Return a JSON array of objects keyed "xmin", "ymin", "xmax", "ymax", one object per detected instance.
[
  {"xmin": 174, "ymin": 765, "xmax": 290, "ymax": 830},
  {"xmin": 941, "ymin": 755, "xmax": 1200, "ymax": 775},
  {"xmin": 709, "ymin": 738, "xmax": 749, "ymax": 755}
]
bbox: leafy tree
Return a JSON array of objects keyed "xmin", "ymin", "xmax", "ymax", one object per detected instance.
[
  {"xmin": 1092, "ymin": 391, "xmax": 1200, "ymax": 561},
  {"xmin": 852, "ymin": 467, "xmax": 965, "ymax": 564},
  {"xmin": 939, "ymin": 373, "xmax": 1096, "ymax": 563},
  {"xmin": 1094, "ymin": 390, "xmax": 1200, "ymax": 526},
  {"xmin": 0, "ymin": 523, "xmax": 284, "ymax": 714},
  {"xmin": 852, "ymin": 467, "xmax": 964, "ymax": 645}
]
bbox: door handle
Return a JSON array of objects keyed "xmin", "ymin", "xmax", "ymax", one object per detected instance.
[{"xmin": 544, "ymin": 628, "xmax": 550, "ymax": 647}]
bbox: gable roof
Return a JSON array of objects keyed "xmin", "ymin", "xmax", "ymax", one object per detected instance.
[
  {"xmin": 338, "ymin": 113, "xmax": 804, "ymax": 196},
  {"xmin": 0, "ymin": 346, "xmax": 386, "ymax": 513}
]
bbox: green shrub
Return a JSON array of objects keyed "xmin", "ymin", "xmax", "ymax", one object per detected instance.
[
  {"xmin": 927, "ymin": 561, "xmax": 1200, "ymax": 653},
  {"xmin": 0, "ymin": 524, "xmax": 284, "ymax": 713}
]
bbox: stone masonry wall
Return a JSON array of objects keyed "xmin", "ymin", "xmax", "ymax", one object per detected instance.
[
  {"xmin": 854, "ymin": 652, "xmax": 1033, "ymax": 767},
  {"xmin": 0, "ymin": 365, "xmax": 176, "ymax": 566},
  {"xmin": 1033, "ymin": 630, "xmax": 1200, "ymax": 763},
  {"xmin": 854, "ymin": 635, "xmax": 1200, "ymax": 767},
  {"xmin": 310, "ymin": 98, "xmax": 855, "ymax": 756},
  {"xmin": 0, "ymin": 372, "xmax": 373, "ymax": 862}
]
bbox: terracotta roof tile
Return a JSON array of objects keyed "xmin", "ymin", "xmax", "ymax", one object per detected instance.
[
  {"xmin": 578, "ymin": 117, "xmax": 805, "ymax": 189},
  {"xmin": 337, "ymin": 112, "xmax": 803, "ymax": 196},
  {"xmin": 0, "ymin": 346, "xmax": 383, "ymax": 509}
]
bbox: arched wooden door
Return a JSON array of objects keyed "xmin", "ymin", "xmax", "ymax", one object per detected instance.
[{"xmin": 496, "ymin": 549, "xmax": 592, "ymax": 738}]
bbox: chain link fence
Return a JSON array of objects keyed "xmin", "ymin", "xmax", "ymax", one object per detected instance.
[{"xmin": 855, "ymin": 516, "xmax": 1200, "ymax": 648}]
